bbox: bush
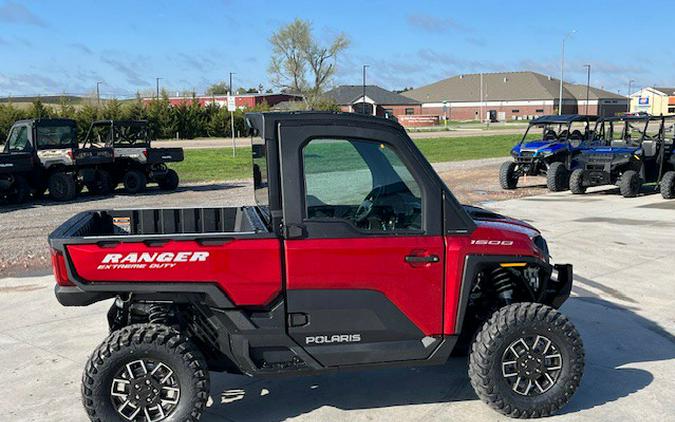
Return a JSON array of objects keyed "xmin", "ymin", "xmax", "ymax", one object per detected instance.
[{"xmin": 0, "ymin": 95, "xmax": 262, "ymax": 144}]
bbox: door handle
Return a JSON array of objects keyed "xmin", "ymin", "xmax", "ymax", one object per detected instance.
[{"xmin": 404, "ymin": 254, "xmax": 440, "ymax": 264}]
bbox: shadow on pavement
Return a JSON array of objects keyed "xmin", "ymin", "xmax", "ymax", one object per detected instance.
[{"xmin": 202, "ymin": 294, "xmax": 673, "ymax": 421}]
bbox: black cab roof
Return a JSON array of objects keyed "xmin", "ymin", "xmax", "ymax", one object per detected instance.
[{"xmin": 530, "ymin": 115, "xmax": 597, "ymax": 125}]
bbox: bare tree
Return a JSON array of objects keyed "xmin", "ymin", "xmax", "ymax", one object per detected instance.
[{"xmin": 268, "ymin": 18, "xmax": 349, "ymax": 108}]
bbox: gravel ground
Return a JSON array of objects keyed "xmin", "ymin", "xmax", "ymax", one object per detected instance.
[{"xmin": 0, "ymin": 158, "xmax": 546, "ymax": 277}]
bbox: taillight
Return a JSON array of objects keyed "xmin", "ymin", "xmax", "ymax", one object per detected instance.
[
  {"xmin": 67, "ymin": 150, "xmax": 74, "ymax": 160},
  {"xmin": 50, "ymin": 249, "xmax": 74, "ymax": 286},
  {"xmin": 142, "ymin": 149, "xmax": 148, "ymax": 158}
]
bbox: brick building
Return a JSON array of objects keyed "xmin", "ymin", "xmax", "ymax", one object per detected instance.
[
  {"xmin": 404, "ymin": 71, "xmax": 627, "ymax": 121},
  {"xmin": 143, "ymin": 93, "xmax": 303, "ymax": 109},
  {"xmin": 323, "ymin": 85, "xmax": 436, "ymax": 127}
]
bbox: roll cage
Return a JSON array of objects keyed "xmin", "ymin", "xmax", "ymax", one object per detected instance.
[
  {"xmin": 82, "ymin": 120, "xmax": 151, "ymax": 148},
  {"xmin": 518, "ymin": 115, "xmax": 596, "ymax": 146}
]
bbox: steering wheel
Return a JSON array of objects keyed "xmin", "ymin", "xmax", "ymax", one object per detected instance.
[
  {"xmin": 544, "ymin": 130, "xmax": 557, "ymax": 140},
  {"xmin": 354, "ymin": 185, "xmax": 385, "ymax": 224}
]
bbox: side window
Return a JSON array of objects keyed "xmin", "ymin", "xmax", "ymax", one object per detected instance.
[
  {"xmin": 303, "ymin": 138, "xmax": 422, "ymax": 232},
  {"xmin": 7, "ymin": 126, "xmax": 30, "ymax": 152}
]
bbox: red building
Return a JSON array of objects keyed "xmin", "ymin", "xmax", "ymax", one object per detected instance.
[{"xmin": 143, "ymin": 93, "xmax": 303, "ymax": 109}]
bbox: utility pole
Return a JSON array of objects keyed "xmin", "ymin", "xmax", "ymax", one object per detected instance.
[
  {"xmin": 627, "ymin": 79, "xmax": 635, "ymax": 113},
  {"xmin": 479, "ymin": 73, "xmax": 484, "ymax": 123},
  {"xmin": 362, "ymin": 64, "xmax": 369, "ymax": 115},
  {"xmin": 559, "ymin": 30, "xmax": 575, "ymax": 115},
  {"xmin": 229, "ymin": 72, "xmax": 236, "ymax": 157},
  {"xmin": 155, "ymin": 77, "xmax": 162, "ymax": 99},
  {"xmin": 96, "ymin": 81, "xmax": 103, "ymax": 107},
  {"xmin": 583, "ymin": 65, "xmax": 591, "ymax": 114}
]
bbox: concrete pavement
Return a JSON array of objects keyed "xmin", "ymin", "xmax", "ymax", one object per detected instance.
[{"xmin": 1, "ymin": 187, "xmax": 673, "ymax": 421}]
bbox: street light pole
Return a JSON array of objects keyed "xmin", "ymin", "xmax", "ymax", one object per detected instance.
[
  {"xmin": 96, "ymin": 81, "xmax": 103, "ymax": 107},
  {"xmin": 155, "ymin": 77, "xmax": 162, "ymax": 99},
  {"xmin": 583, "ymin": 65, "xmax": 591, "ymax": 114},
  {"xmin": 558, "ymin": 30, "xmax": 575, "ymax": 115},
  {"xmin": 627, "ymin": 79, "xmax": 635, "ymax": 113},
  {"xmin": 229, "ymin": 72, "xmax": 236, "ymax": 157},
  {"xmin": 362, "ymin": 64, "xmax": 369, "ymax": 115}
]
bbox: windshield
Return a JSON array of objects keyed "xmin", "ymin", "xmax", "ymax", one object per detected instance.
[
  {"xmin": 36, "ymin": 124, "xmax": 77, "ymax": 149},
  {"xmin": 520, "ymin": 122, "xmax": 569, "ymax": 144}
]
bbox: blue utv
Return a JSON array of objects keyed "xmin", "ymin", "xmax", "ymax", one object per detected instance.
[
  {"xmin": 500, "ymin": 115, "xmax": 597, "ymax": 192},
  {"xmin": 569, "ymin": 114, "xmax": 675, "ymax": 198}
]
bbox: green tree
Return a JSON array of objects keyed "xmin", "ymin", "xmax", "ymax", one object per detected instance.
[
  {"xmin": 268, "ymin": 18, "xmax": 349, "ymax": 107},
  {"xmin": 205, "ymin": 81, "xmax": 230, "ymax": 96},
  {"xmin": 29, "ymin": 99, "xmax": 52, "ymax": 119}
]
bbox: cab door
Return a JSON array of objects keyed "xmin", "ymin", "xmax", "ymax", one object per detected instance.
[{"xmin": 279, "ymin": 120, "xmax": 446, "ymax": 367}]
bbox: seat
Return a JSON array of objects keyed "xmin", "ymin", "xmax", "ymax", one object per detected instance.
[{"xmin": 641, "ymin": 140, "xmax": 657, "ymax": 157}]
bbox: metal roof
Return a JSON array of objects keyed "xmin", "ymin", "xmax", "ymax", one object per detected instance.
[
  {"xmin": 404, "ymin": 71, "xmax": 626, "ymax": 103},
  {"xmin": 323, "ymin": 85, "xmax": 419, "ymax": 105}
]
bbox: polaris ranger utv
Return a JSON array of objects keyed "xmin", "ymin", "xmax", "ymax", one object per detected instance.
[
  {"xmin": 500, "ymin": 115, "xmax": 596, "ymax": 192},
  {"xmin": 569, "ymin": 114, "xmax": 674, "ymax": 197},
  {"xmin": 50, "ymin": 112, "xmax": 583, "ymax": 421},
  {"xmin": 83, "ymin": 120, "xmax": 183, "ymax": 194},
  {"xmin": 3, "ymin": 118, "xmax": 115, "ymax": 201}
]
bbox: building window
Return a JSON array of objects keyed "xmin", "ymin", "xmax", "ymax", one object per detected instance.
[
  {"xmin": 511, "ymin": 109, "xmax": 520, "ymax": 113},
  {"xmin": 669, "ymin": 107, "xmax": 675, "ymax": 113},
  {"xmin": 405, "ymin": 108, "xmax": 415, "ymax": 115},
  {"xmin": 536, "ymin": 109, "xmax": 544, "ymax": 113}
]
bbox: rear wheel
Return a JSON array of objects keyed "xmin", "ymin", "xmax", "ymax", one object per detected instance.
[
  {"xmin": 660, "ymin": 171, "xmax": 675, "ymax": 199},
  {"xmin": 569, "ymin": 169, "xmax": 586, "ymax": 194},
  {"xmin": 500, "ymin": 161, "xmax": 519, "ymax": 190},
  {"xmin": 124, "ymin": 170, "xmax": 147, "ymax": 194},
  {"xmin": 158, "ymin": 169, "xmax": 179, "ymax": 191},
  {"xmin": 82, "ymin": 324, "xmax": 210, "ymax": 422},
  {"xmin": 619, "ymin": 170, "xmax": 641, "ymax": 198},
  {"xmin": 6, "ymin": 175, "xmax": 31, "ymax": 204},
  {"xmin": 48, "ymin": 172, "xmax": 77, "ymax": 201},
  {"xmin": 469, "ymin": 303, "xmax": 584, "ymax": 418},
  {"xmin": 546, "ymin": 162, "xmax": 569, "ymax": 192}
]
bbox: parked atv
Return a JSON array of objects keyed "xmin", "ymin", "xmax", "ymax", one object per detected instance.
[
  {"xmin": 500, "ymin": 115, "xmax": 596, "ymax": 192},
  {"xmin": 570, "ymin": 115, "xmax": 674, "ymax": 198},
  {"xmin": 83, "ymin": 120, "xmax": 184, "ymax": 194},
  {"xmin": 3, "ymin": 119, "xmax": 114, "ymax": 202},
  {"xmin": 51, "ymin": 112, "xmax": 584, "ymax": 420}
]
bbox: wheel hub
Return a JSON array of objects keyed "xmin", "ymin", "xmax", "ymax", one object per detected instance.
[
  {"xmin": 501, "ymin": 335, "xmax": 563, "ymax": 396},
  {"xmin": 110, "ymin": 359, "xmax": 180, "ymax": 422}
]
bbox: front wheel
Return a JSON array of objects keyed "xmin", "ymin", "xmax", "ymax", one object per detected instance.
[
  {"xmin": 124, "ymin": 170, "xmax": 147, "ymax": 194},
  {"xmin": 546, "ymin": 162, "xmax": 569, "ymax": 192},
  {"xmin": 569, "ymin": 169, "xmax": 586, "ymax": 194},
  {"xmin": 6, "ymin": 175, "xmax": 31, "ymax": 204},
  {"xmin": 500, "ymin": 161, "xmax": 519, "ymax": 190},
  {"xmin": 619, "ymin": 170, "xmax": 641, "ymax": 198},
  {"xmin": 469, "ymin": 303, "xmax": 584, "ymax": 418},
  {"xmin": 82, "ymin": 324, "xmax": 210, "ymax": 422},
  {"xmin": 660, "ymin": 171, "xmax": 675, "ymax": 199}
]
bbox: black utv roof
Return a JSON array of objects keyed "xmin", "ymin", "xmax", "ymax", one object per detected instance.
[
  {"xmin": 14, "ymin": 118, "xmax": 77, "ymax": 126},
  {"xmin": 246, "ymin": 111, "xmax": 404, "ymax": 138},
  {"xmin": 90, "ymin": 119, "xmax": 148, "ymax": 126},
  {"xmin": 530, "ymin": 114, "xmax": 597, "ymax": 124}
]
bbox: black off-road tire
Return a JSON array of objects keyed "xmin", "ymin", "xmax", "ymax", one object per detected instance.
[
  {"xmin": 469, "ymin": 303, "xmax": 584, "ymax": 418},
  {"xmin": 546, "ymin": 162, "xmax": 569, "ymax": 192},
  {"xmin": 619, "ymin": 170, "xmax": 641, "ymax": 198},
  {"xmin": 82, "ymin": 323, "xmax": 210, "ymax": 422},
  {"xmin": 87, "ymin": 169, "xmax": 114, "ymax": 195},
  {"xmin": 660, "ymin": 171, "xmax": 675, "ymax": 199},
  {"xmin": 6, "ymin": 175, "xmax": 31, "ymax": 204},
  {"xmin": 48, "ymin": 172, "xmax": 78, "ymax": 201},
  {"xmin": 124, "ymin": 170, "xmax": 147, "ymax": 194},
  {"xmin": 158, "ymin": 169, "xmax": 179, "ymax": 191},
  {"xmin": 569, "ymin": 169, "xmax": 586, "ymax": 194},
  {"xmin": 500, "ymin": 161, "xmax": 519, "ymax": 190}
]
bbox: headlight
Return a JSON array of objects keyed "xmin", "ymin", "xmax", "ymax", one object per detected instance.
[{"xmin": 532, "ymin": 235, "xmax": 550, "ymax": 261}]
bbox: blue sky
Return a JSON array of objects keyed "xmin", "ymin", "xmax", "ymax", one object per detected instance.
[{"xmin": 0, "ymin": 0, "xmax": 673, "ymax": 98}]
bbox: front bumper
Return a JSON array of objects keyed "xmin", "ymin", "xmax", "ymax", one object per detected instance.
[{"xmin": 548, "ymin": 263, "xmax": 573, "ymax": 308}]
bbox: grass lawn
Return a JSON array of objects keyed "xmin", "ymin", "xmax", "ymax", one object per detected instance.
[{"xmin": 171, "ymin": 134, "xmax": 524, "ymax": 183}]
